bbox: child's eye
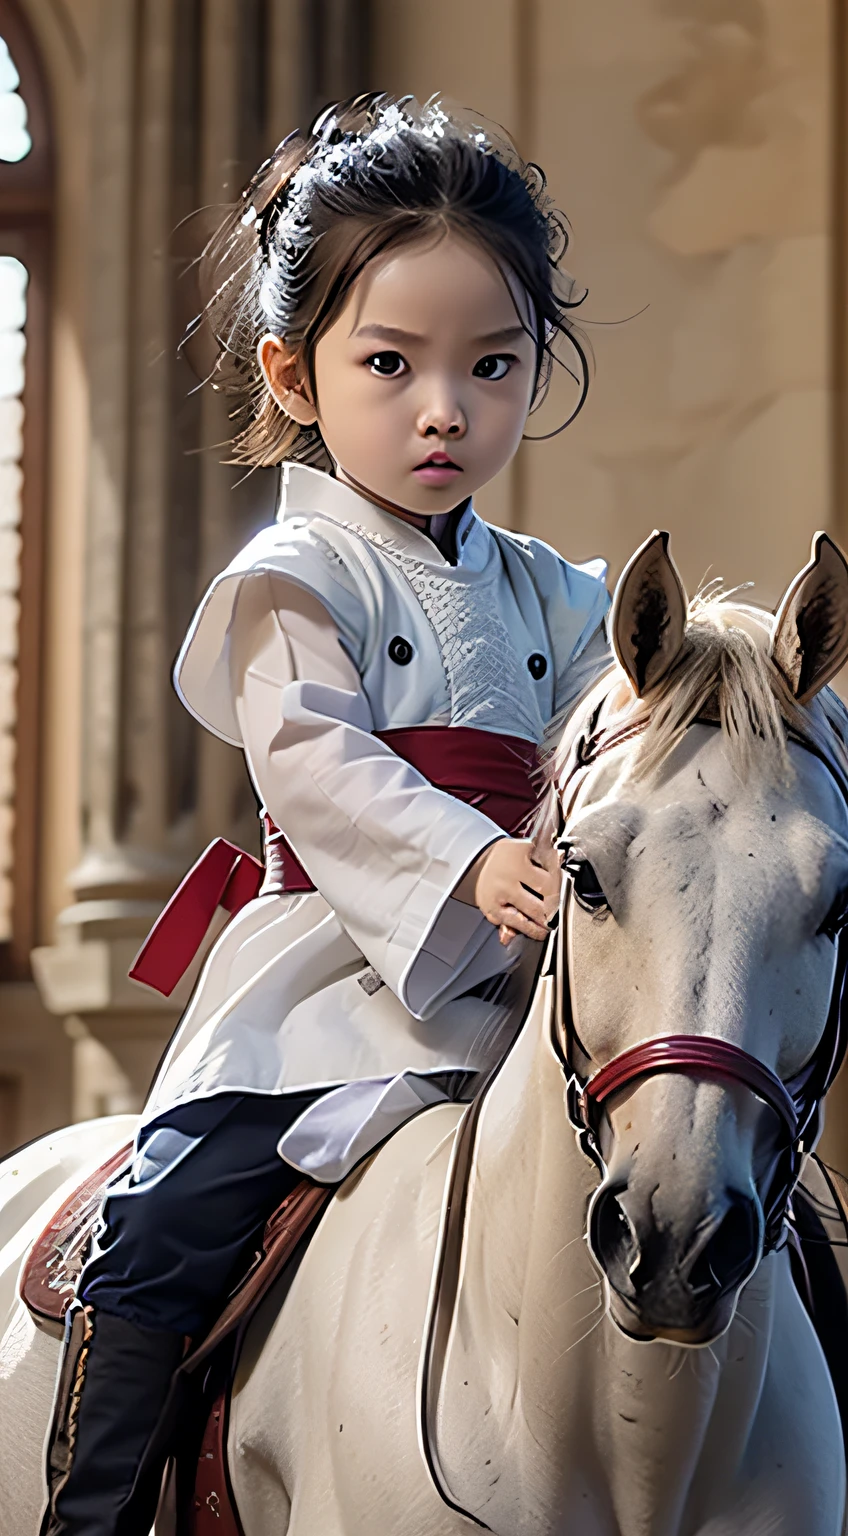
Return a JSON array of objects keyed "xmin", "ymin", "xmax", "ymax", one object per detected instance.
[
  {"xmin": 367, "ymin": 351, "xmax": 408, "ymax": 378},
  {"xmin": 472, "ymin": 354, "xmax": 513, "ymax": 381}
]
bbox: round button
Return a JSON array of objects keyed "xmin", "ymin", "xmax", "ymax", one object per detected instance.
[
  {"xmin": 527, "ymin": 652, "xmax": 548, "ymax": 680},
  {"xmin": 388, "ymin": 635, "xmax": 414, "ymax": 666}
]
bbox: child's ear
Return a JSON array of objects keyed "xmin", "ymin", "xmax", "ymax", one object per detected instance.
[{"xmin": 257, "ymin": 334, "xmax": 318, "ymax": 426}]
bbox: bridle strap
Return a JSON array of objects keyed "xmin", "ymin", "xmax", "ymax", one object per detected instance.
[
  {"xmin": 560, "ymin": 704, "xmax": 848, "ymax": 809},
  {"xmin": 578, "ymin": 1034, "xmax": 800, "ymax": 1141}
]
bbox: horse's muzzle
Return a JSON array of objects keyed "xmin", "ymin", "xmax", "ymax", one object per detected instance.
[{"xmin": 588, "ymin": 1181, "xmax": 763, "ymax": 1342}]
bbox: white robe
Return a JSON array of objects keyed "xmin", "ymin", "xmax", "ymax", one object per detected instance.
[{"xmin": 143, "ymin": 465, "xmax": 610, "ymax": 1180}]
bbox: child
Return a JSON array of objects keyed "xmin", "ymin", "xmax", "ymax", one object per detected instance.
[{"xmin": 41, "ymin": 94, "xmax": 610, "ymax": 1534}]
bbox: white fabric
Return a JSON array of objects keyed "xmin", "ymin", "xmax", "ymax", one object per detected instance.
[
  {"xmin": 145, "ymin": 466, "xmax": 610, "ymax": 1178},
  {"xmin": 276, "ymin": 1071, "xmax": 465, "ymax": 1184},
  {"xmin": 174, "ymin": 463, "xmax": 610, "ymax": 746}
]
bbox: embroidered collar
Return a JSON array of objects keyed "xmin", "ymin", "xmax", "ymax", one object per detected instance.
[{"xmin": 275, "ymin": 463, "xmax": 487, "ymax": 572}]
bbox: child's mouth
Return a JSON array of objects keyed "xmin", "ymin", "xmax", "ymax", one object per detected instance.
[{"xmin": 412, "ymin": 452, "xmax": 463, "ymax": 486}]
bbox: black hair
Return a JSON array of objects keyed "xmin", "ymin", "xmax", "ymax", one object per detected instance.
[{"xmin": 198, "ymin": 92, "xmax": 589, "ymax": 467}]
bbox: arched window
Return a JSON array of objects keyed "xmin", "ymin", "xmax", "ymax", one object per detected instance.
[{"xmin": 0, "ymin": 1, "xmax": 51, "ymax": 977}]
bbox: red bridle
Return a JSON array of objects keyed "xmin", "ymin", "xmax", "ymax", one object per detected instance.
[
  {"xmin": 578, "ymin": 1035, "xmax": 799, "ymax": 1140},
  {"xmin": 554, "ymin": 703, "xmax": 848, "ymax": 1254}
]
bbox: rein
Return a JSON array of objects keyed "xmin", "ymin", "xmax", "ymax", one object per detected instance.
[{"xmin": 553, "ymin": 702, "xmax": 848, "ymax": 1254}]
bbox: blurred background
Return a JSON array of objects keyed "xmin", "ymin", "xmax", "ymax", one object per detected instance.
[{"xmin": 0, "ymin": 0, "xmax": 845, "ymax": 1160}]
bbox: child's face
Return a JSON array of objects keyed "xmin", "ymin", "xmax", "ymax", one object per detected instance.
[
  {"xmin": 316, "ymin": 233, "xmax": 538, "ymax": 512},
  {"xmin": 264, "ymin": 232, "xmax": 539, "ymax": 515}
]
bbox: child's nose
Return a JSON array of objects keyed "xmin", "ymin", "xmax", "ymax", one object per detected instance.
[{"xmin": 417, "ymin": 395, "xmax": 467, "ymax": 439}]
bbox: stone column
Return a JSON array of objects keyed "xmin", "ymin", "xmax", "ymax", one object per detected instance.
[
  {"xmin": 267, "ymin": 0, "xmax": 310, "ymax": 142},
  {"xmin": 32, "ymin": 0, "xmax": 374, "ymax": 1117},
  {"xmin": 32, "ymin": 0, "xmax": 189, "ymax": 1112},
  {"xmin": 192, "ymin": 0, "xmax": 374, "ymax": 855},
  {"xmin": 193, "ymin": 0, "xmax": 256, "ymax": 857}
]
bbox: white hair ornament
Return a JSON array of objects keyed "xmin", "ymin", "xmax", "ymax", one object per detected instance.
[{"xmin": 241, "ymin": 98, "xmax": 489, "ymax": 322}]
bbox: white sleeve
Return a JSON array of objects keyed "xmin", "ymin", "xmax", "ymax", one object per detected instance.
[{"xmin": 230, "ymin": 572, "xmax": 516, "ymax": 1020}]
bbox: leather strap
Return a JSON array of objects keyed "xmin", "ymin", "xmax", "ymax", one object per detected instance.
[
  {"xmin": 187, "ymin": 1379, "xmax": 243, "ymax": 1535},
  {"xmin": 578, "ymin": 1034, "xmax": 799, "ymax": 1141},
  {"xmin": 181, "ymin": 1180, "xmax": 331, "ymax": 1374}
]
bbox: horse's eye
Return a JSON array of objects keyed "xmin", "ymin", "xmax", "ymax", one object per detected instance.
[
  {"xmin": 564, "ymin": 852, "xmax": 609, "ymax": 915},
  {"xmin": 817, "ymin": 886, "xmax": 848, "ymax": 943}
]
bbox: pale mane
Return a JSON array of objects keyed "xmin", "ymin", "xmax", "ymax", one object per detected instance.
[{"xmin": 552, "ymin": 589, "xmax": 848, "ymax": 788}]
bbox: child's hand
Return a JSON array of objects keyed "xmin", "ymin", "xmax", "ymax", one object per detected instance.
[{"xmin": 454, "ymin": 838, "xmax": 561, "ymax": 945}]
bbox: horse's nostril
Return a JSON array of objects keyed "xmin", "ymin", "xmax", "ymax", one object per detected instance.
[
  {"xmin": 592, "ymin": 1185, "xmax": 635, "ymax": 1273},
  {"xmin": 688, "ymin": 1194, "xmax": 759, "ymax": 1297},
  {"xmin": 592, "ymin": 1184, "xmax": 761, "ymax": 1318}
]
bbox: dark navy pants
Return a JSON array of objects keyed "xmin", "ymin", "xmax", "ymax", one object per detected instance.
[{"xmin": 80, "ymin": 1092, "xmax": 320, "ymax": 1336}]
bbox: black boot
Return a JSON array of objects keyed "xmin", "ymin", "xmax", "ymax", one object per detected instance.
[{"xmin": 41, "ymin": 1302, "xmax": 186, "ymax": 1536}]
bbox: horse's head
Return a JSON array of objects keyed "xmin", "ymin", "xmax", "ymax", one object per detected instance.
[{"xmin": 557, "ymin": 531, "xmax": 848, "ymax": 1345}]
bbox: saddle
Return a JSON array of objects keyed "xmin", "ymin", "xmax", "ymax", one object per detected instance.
[
  {"xmin": 20, "ymin": 1143, "xmax": 136, "ymax": 1339},
  {"xmin": 20, "ymin": 1147, "xmax": 332, "ymax": 1535}
]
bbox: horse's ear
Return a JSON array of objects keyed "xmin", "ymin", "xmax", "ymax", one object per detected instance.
[
  {"xmin": 612, "ymin": 530, "xmax": 688, "ymax": 697},
  {"xmin": 771, "ymin": 532, "xmax": 848, "ymax": 705}
]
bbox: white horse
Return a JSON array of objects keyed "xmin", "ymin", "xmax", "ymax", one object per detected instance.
[{"xmin": 2, "ymin": 529, "xmax": 848, "ymax": 1536}]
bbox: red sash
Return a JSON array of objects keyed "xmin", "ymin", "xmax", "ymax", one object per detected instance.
[{"xmin": 128, "ymin": 726, "xmax": 540, "ymax": 997}]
